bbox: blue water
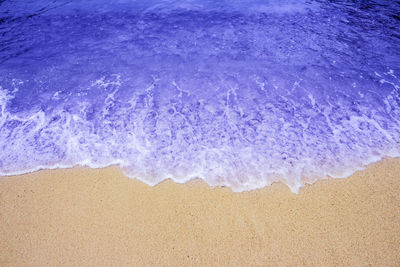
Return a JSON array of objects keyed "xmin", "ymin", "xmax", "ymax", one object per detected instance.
[{"xmin": 0, "ymin": 0, "xmax": 399, "ymax": 192}]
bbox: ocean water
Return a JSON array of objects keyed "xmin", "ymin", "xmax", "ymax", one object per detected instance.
[{"xmin": 0, "ymin": 0, "xmax": 399, "ymax": 193}]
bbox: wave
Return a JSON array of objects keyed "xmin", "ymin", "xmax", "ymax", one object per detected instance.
[{"xmin": 0, "ymin": 0, "xmax": 399, "ymax": 193}]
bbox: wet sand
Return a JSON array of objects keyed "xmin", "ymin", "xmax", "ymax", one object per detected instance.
[{"xmin": 1, "ymin": 158, "xmax": 400, "ymax": 266}]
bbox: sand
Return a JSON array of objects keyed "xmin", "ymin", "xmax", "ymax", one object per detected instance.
[{"xmin": 1, "ymin": 158, "xmax": 400, "ymax": 266}]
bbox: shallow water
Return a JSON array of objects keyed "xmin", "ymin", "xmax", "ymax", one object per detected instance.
[{"xmin": 0, "ymin": 0, "xmax": 399, "ymax": 192}]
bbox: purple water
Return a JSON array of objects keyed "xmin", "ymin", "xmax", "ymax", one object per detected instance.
[{"xmin": 0, "ymin": 0, "xmax": 399, "ymax": 193}]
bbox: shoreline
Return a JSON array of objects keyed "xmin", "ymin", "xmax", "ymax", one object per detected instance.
[
  {"xmin": 1, "ymin": 155, "xmax": 398, "ymax": 194},
  {"xmin": 1, "ymin": 158, "xmax": 400, "ymax": 265}
]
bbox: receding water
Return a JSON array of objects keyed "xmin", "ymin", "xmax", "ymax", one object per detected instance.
[{"xmin": 0, "ymin": 0, "xmax": 399, "ymax": 192}]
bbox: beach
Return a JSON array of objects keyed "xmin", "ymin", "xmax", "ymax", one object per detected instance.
[
  {"xmin": 1, "ymin": 158, "xmax": 399, "ymax": 266},
  {"xmin": 1, "ymin": 0, "xmax": 400, "ymax": 266}
]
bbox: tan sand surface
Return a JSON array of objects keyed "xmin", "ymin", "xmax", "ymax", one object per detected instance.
[{"xmin": 1, "ymin": 158, "xmax": 400, "ymax": 266}]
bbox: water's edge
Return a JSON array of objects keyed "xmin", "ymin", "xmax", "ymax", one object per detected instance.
[{"xmin": 2, "ymin": 156, "xmax": 399, "ymax": 194}]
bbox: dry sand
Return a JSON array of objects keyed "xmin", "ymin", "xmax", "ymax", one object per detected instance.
[{"xmin": 1, "ymin": 158, "xmax": 400, "ymax": 266}]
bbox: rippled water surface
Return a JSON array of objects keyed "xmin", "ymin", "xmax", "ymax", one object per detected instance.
[{"xmin": 0, "ymin": 0, "xmax": 399, "ymax": 192}]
